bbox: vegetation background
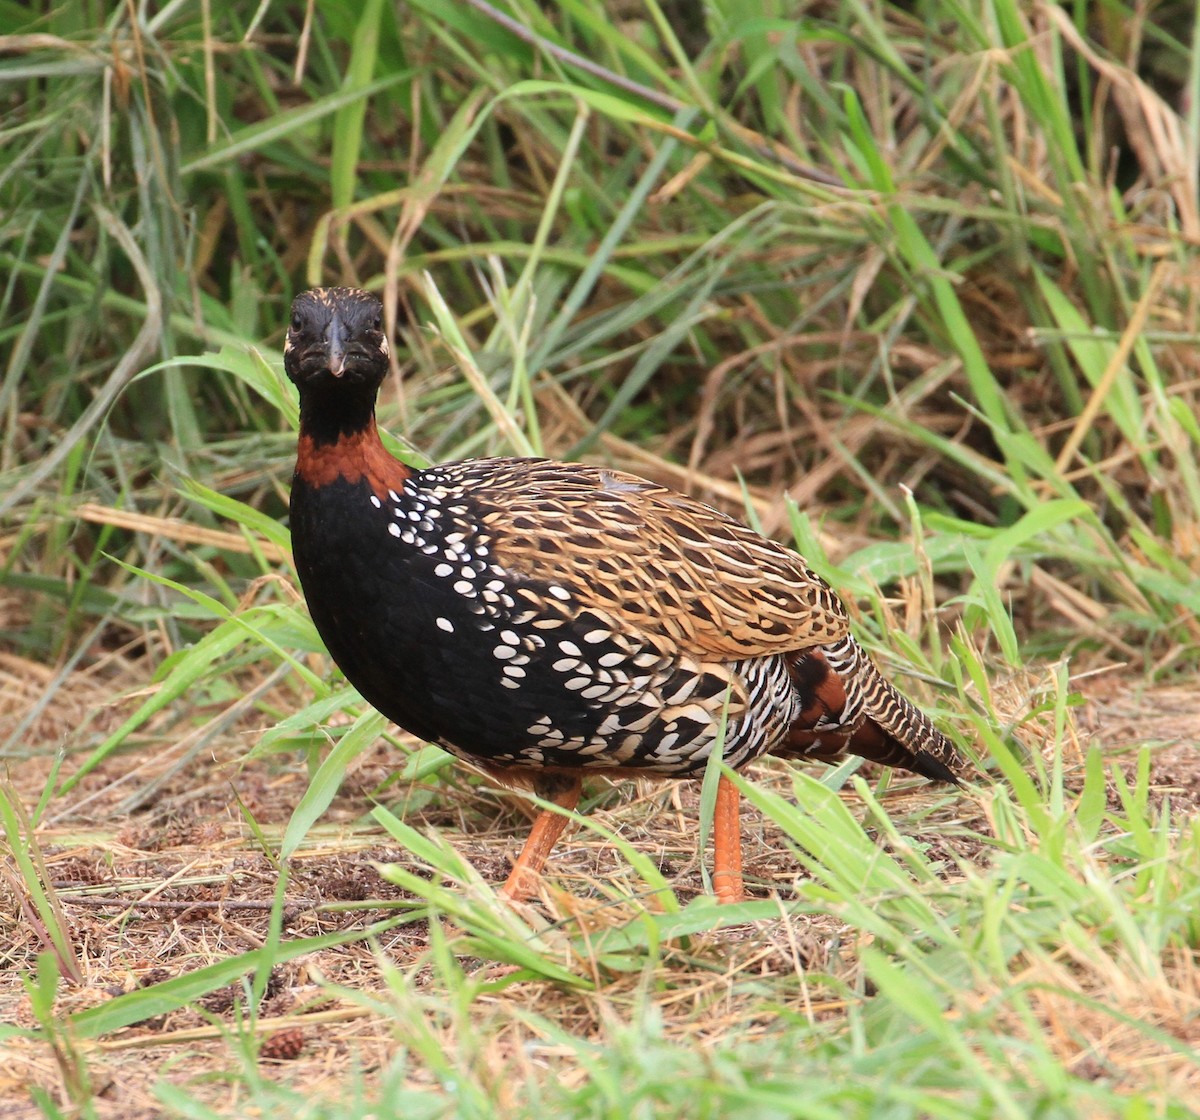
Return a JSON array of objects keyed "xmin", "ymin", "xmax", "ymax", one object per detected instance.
[{"xmin": 2, "ymin": 0, "xmax": 1199, "ymax": 1116}]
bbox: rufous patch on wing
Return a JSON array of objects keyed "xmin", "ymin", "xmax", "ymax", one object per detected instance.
[{"xmin": 295, "ymin": 419, "xmax": 412, "ymax": 498}]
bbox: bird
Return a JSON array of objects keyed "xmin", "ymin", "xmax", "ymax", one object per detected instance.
[{"xmin": 284, "ymin": 285, "xmax": 963, "ymax": 904}]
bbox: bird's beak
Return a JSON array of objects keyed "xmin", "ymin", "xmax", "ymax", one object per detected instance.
[{"xmin": 326, "ymin": 314, "xmax": 347, "ymax": 378}]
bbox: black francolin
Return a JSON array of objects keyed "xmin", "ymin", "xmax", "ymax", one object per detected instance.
[{"xmin": 285, "ymin": 286, "xmax": 962, "ymax": 903}]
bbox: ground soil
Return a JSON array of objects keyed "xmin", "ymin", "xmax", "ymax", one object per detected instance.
[{"xmin": 1, "ymin": 659, "xmax": 1198, "ymax": 1116}]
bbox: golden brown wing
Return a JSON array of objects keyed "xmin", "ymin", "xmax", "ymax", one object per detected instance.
[{"xmin": 459, "ymin": 458, "xmax": 850, "ymax": 662}]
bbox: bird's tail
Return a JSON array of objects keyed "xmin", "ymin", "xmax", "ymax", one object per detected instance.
[{"xmin": 780, "ymin": 635, "xmax": 963, "ymax": 784}]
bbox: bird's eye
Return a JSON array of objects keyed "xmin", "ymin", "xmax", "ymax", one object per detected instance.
[
  {"xmin": 291, "ymin": 312, "xmax": 303, "ymax": 331},
  {"xmin": 372, "ymin": 313, "xmax": 382, "ymax": 331}
]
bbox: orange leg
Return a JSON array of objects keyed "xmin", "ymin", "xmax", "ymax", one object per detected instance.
[
  {"xmin": 500, "ymin": 777, "xmax": 582, "ymax": 901},
  {"xmin": 712, "ymin": 773, "xmax": 744, "ymax": 904}
]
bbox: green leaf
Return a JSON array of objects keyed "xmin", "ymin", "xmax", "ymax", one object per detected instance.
[
  {"xmin": 331, "ymin": 0, "xmax": 386, "ymax": 210},
  {"xmin": 68, "ymin": 916, "xmax": 415, "ymax": 1039},
  {"xmin": 280, "ymin": 708, "xmax": 388, "ymax": 860}
]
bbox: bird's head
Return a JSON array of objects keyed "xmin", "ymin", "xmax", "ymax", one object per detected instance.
[{"xmin": 284, "ymin": 287, "xmax": 389, "ymax": 391}]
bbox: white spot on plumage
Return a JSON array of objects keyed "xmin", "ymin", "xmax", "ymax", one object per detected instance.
[
  {"xmin": 388, "ymin": 523, "xmax": 400, "ymax": 538},
  {"xmin": 453, "ymin": 580, "xmax": 474, "ymax": 595},
  {"xmin": 370, "ymin": 495, "xmax": 382, "ymax": 508},
  {"xmin": 493, "ymin": 645, "xmax": 516, "ymax": 660},
  {"xmin": 548, "ymin": 585, "xmax": 570, "ymax": 601},
  {"xmin": 664, "ymin": 678, "xmax": 698, "ymax": 704},
  {"xmin": 436, "ymin": 617, "xmax": 454, "ymax": 633},
  {"xmin": 434, "ymin": 563, "xmax": 454, "ymax": 577},
  {"xmin": 388, "ymin": 489, "xmax": 401, "ymax": 502},
  {"xmin": 558, "ymin": 640, "xmax": 582, "ymax": 657}
]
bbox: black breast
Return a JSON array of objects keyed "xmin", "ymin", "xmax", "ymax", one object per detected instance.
[
  {"xmin": 289, "ymin": 462, "xmax": 787, "ymax": 776},
  {"xmin": 289, "ymin": 469, "xmax": 635, "ymax": 765}
]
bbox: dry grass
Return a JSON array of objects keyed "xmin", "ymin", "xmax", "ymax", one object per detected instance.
[{"xmin": 3, "ymin": 633, "xmax": 1200, "ymax": 1115}]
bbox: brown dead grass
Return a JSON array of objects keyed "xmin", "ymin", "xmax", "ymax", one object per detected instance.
[
  {"xmin": 2, "ymin": 652, "xmax": 1200, "ymax": 1115},
  {"xmin": 0, "ymin": 651, "xmax": 130, "ymax": 752}
]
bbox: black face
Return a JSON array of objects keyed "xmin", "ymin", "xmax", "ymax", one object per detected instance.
[{"xmin": 284, "ymin": 287, "xmax": 388, "ymax": 389}]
